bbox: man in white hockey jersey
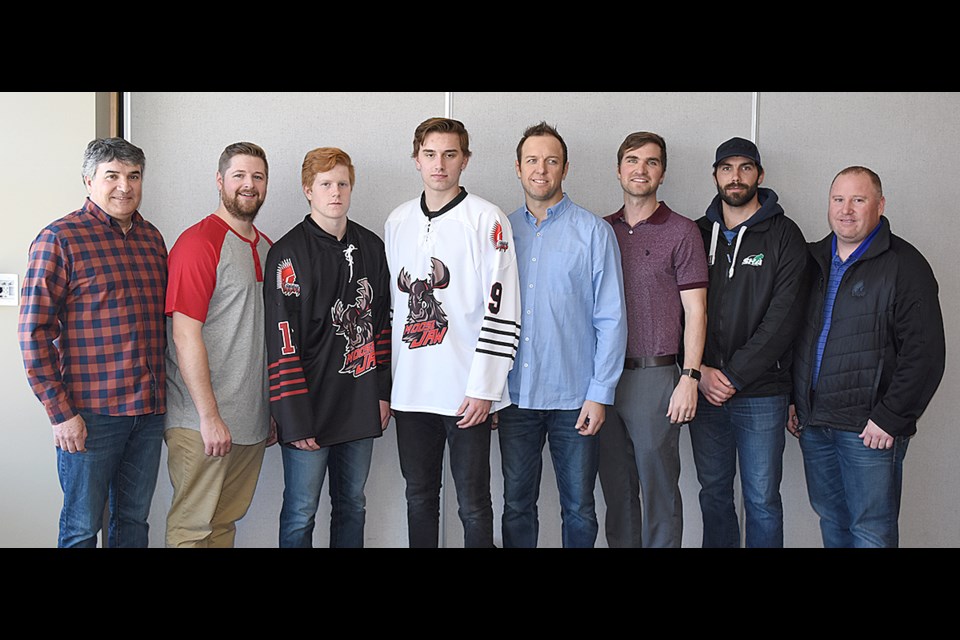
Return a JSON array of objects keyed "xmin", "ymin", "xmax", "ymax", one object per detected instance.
[{"xmin": 384, "ymin": 117, "xmax": 521, "ymax": 547}]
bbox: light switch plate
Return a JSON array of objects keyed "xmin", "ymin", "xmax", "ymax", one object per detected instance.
[{"xmin": 0, "ymin": 273, "xmax": 19, "ymax": 306}]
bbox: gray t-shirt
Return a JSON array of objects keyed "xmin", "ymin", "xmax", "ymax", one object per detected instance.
[{"xmin": 164, "ymin": 214, "xmax": 271, "ymax": 445}]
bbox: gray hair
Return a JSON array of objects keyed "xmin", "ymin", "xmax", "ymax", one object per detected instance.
[{"xmin": 81, "ymin": 137, "xmax": 146, "ymax": 182}]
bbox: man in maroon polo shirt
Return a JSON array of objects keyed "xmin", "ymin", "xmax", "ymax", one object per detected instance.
[{"xmin": 598, "ymin": 131, "xmax": 708, "ymax": 548}]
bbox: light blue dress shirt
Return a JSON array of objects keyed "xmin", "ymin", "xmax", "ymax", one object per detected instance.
[{"xmin": 507, "ymin": 194, "xmax": 627, "ymax": 409}]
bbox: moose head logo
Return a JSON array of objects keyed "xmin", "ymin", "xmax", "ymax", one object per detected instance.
[
  {"xmin": 397, "ymin": 257, "xmax": 450, "ymax": 349},
  {"xmin": 331, "ymin": 278, "xmax": 377, "ymax": 377}
]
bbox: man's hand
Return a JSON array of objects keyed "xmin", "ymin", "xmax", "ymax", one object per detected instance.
[
  {"xmin": 859, "ymin": 419, "xmax": 894, "ymax": 450},
  {"xmin": 698, "ymin": 365, "xmax": 736, "ymax": 407},
  {"xmin": 199, "ymin": 415, "xmax": 232, "ymax": 457},
  {"xmin": 575, "ymin": 400, "xmax": 605, "ymax": 436},
  {"xmin": 266, "ymin": 417, "xmax": 279, "ymax": 447},
  {"xmin": 456, "ymin": 397, "xmax": 492, "ymax": 428},
  {"xmin": 53, "ymin": 414, "xmax": 87, "ymax": 453},
  {"xmin": 786, "ymin": 404, "xmax": 801, "ymax": 438},
  {"xmin": 667, "ymin": 375, "xmax": 699, "ymax": 424},
  {"xmin": 292, "ymin": 437, "xmax": 321, "ymax": 451},
  {"xmin": 380, "ymin": 400, "xmax": 391, "ymax": 431}
]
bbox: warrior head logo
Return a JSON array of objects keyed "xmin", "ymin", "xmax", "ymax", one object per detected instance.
[
  {"xmin": 277, "ymin": 258, "xmax": 301, "ymax": 297},
  {"xmin": 491, "ymin": 221, "xmax": 509, "ymax": 252},
  {"xmin": 398, "ymin": 257, "xmax": 450, "ymax": 348},
  {"xmin": 331, "ymin": 278, "xmax": 376, "ymax": 377}
]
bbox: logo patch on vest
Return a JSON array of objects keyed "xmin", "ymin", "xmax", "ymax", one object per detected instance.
[
  {"xmin": 741, "ymin": 253, "xmax": 764, "ymax": 267},
  {"xmin": 276, "ymin": 258, "xmax": 301, "ymax": 297},
  {"xmin": 851, "ymin": 281, "xmax": 866, "ymax": 297}
]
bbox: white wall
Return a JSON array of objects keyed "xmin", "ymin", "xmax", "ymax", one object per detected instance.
[{"xmin": 0, "ymin": 92, "xmax": 97, "ymax": 546}]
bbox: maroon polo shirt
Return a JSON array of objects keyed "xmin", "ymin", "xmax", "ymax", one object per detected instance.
[{"xmin": 605, "ymin": 202, "xmax": 708, "ymax": 359}]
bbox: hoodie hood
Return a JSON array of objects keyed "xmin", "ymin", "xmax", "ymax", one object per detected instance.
[{"xmin": 704, "ymin": 187, "xmax": 783, "ymax": 278}]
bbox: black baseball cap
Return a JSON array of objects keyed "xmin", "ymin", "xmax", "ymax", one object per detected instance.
[{"xmin": 713, "ymin": 137, "xmax": 762, "ymax": 170}]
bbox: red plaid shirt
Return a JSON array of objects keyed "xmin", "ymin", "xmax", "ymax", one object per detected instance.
[{"xmin": 18, "ymin": 198, "xmax": 168, "ymax": 424}]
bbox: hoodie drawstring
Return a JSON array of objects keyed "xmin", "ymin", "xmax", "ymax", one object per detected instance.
[
  {"xmin": 710, "ymin": 221, "xmax": 748, "ymax": 279},
  {"xmin": 709, "ymin": 221, "xmax": 719, "ymax": 267},
  {"xmin": 728, "ymin": 226, "xmax": 747, "ymax": 279}
]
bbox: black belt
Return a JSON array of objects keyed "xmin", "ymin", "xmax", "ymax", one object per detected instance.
[{"xmin": 624, "ymin": 355, "xmax": 677, "ymax": 370}]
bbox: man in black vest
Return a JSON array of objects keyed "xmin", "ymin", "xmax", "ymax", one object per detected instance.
[{"xmin": 788, "ymin": 166, "xmax": 945, "ymax": 548}]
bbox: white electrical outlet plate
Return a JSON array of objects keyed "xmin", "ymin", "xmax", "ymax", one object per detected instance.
[{"xmin": 0, "ymin": 273, "xmax": 19, "ymax": 306}]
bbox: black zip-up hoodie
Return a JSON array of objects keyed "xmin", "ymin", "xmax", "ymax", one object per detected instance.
[{"xmin": 696, "ymin": 187, "xmax": 809, "ymax": 397}]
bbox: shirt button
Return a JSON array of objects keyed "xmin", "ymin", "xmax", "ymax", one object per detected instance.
[
  {"xmin": 536, "ymin": 232, "xmax": 541, "ymax": 237},
  {"xmin": 523, "ymin": 363, "xmax": 529, "ymax": 368},
  {"xmin": 528, "ymin": 283, "xmax": 534, "ymax": 288},
  {"xmin": 628, "ymin": 230, "xmax": 633, "ymax": 235},
  {"xmin": 531, "ymin": 257, "xmax": 536, "ymax": 262},
  {"xmin": 526, "ymin": 309, "xmax": 532, "ymax": 315},
  {"xmin": 524, "ymin": 337, "xmax": 529, "ymax": 342}
]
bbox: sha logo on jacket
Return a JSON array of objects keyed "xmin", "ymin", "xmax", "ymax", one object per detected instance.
[{"xmin": 741, "ymin": 253, "xmax": 764, "ymax": 267}]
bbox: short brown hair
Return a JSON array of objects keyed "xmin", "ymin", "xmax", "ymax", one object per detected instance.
[
  {"xmin": 412, "ymin": 117, "xmax": 471, "ymax": 158},
  {"xmin": 516, "ymin": 121, "xmax": 567, "ymax": 167},
  {"xmin": 617, "ymin": 131, "xmax": 666, "ymax": 170},
  {"xmin": 832, "ymin": 165, "xmax": 883, "ymax": 197},
  {"xmin": 218, "ymin": 141, "xmax": 268, "ymax": 177}
]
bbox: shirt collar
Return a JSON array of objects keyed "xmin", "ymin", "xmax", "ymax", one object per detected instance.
[
  {"xmin": 83, "ymin": 197, "xmax": 143, "ymax": 231},
  {"xmin": 524, "ymin": 193, "xmax": 571, "ymax": 225},
  {"xmin": 831, "ymin": 217, "xmax": 884, "ymax": 266},
  {"xmin": 612, "ymin": 201, "xmax": 669, "ymax": 227},
  {"xmin": 421, "ymin": 187, "xmax": 468, "ymax": 219}
]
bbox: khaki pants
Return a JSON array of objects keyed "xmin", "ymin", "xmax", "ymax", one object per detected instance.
[{"xmin": 164, "ymin": 428, "xmax": 266, "ymax": 548}]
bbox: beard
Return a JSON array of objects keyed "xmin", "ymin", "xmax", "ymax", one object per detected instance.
[
  {"xmin": 717, "ymin": 180, "xmax": 758, "ymax": 208},
  {"xmin": 222, "ymin": 190, "xmax": 264, "ymax": 222}
]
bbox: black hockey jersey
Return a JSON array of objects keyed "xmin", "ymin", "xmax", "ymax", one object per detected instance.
[{"xmin": 264, "ymin": 215, "xmax": 391, "ymax": 446}]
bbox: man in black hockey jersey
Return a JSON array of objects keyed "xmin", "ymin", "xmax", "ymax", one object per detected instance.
[{"xmin": 264, "ymin": 147, "xmax": 392, "ymax": 548}]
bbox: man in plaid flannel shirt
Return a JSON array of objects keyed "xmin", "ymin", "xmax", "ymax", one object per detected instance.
[{"xmin": 19, "ymin": 137, "xmax": 168, "ymax": 548}]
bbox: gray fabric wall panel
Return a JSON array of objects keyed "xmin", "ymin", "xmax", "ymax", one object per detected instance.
[{"xmin": 128, "ymin": 91, "xmax": 959, "ymax": 548}]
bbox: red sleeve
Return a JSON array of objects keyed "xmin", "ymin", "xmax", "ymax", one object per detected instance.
[{"xmin": 165, "ymin": 219, "xmax": 225, "ymax": 322}]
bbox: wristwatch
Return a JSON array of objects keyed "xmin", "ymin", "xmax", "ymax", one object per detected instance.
[{"xmin": 681, "ymin": 368, "xmax": 701, "ymax": 381}]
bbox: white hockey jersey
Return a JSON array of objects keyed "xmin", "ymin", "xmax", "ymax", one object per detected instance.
[{"xmin": 384, "ymin": 189, "xmax": 521, "ymax": 415}]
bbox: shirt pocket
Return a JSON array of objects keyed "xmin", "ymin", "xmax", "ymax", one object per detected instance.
[{"xmin": 542, "ymin": 233, "xmax": 591, "ymax": 298}]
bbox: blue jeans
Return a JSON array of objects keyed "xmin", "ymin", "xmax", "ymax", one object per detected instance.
[
  {"xmin": 497, "ymin": 405, "xmax": 600, "ymax": 548},
  {"xmin": 394, "ymin": 411, "xmax": 493, "ymax": 548},
  {"xmin": 279, "ymin": 437, "xmax": 375, "ymax": 548},
  {"xmin": 799, "ymin": 425, "xmax": 908, "ymax": 548},
  {"xmin": 56, "ymin": 411, "xmax": 164, "ymax": 548},
  {"xmin": 688, "ymin": 394, "xmax": 787, "ymax": 548}
]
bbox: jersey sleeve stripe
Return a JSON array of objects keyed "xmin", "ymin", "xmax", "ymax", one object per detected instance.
[
  {"xmin": 483, "ymin": 315, "xmax": 521, "ymax": 329},
  {"xmin": 476, "ymin": 348, "xmax": 516, "ymax": 360},
  {"xmin": 270, "ymin": 388, "xmax": 310, "ymax": 401}
]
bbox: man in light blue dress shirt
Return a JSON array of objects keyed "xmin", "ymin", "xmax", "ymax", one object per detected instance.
[{"xmin": 496, "ymin": 121, "xmax": 627, "ymax": 548}]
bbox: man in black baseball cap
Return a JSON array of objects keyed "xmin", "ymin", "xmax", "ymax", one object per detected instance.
[
  {"xmin": 713, "ymin": 136, "xmax": 762, "ymax": 170},
  {"xmin": 689, "ymin": 135, "xmax": 808, "ymax": 548}
]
